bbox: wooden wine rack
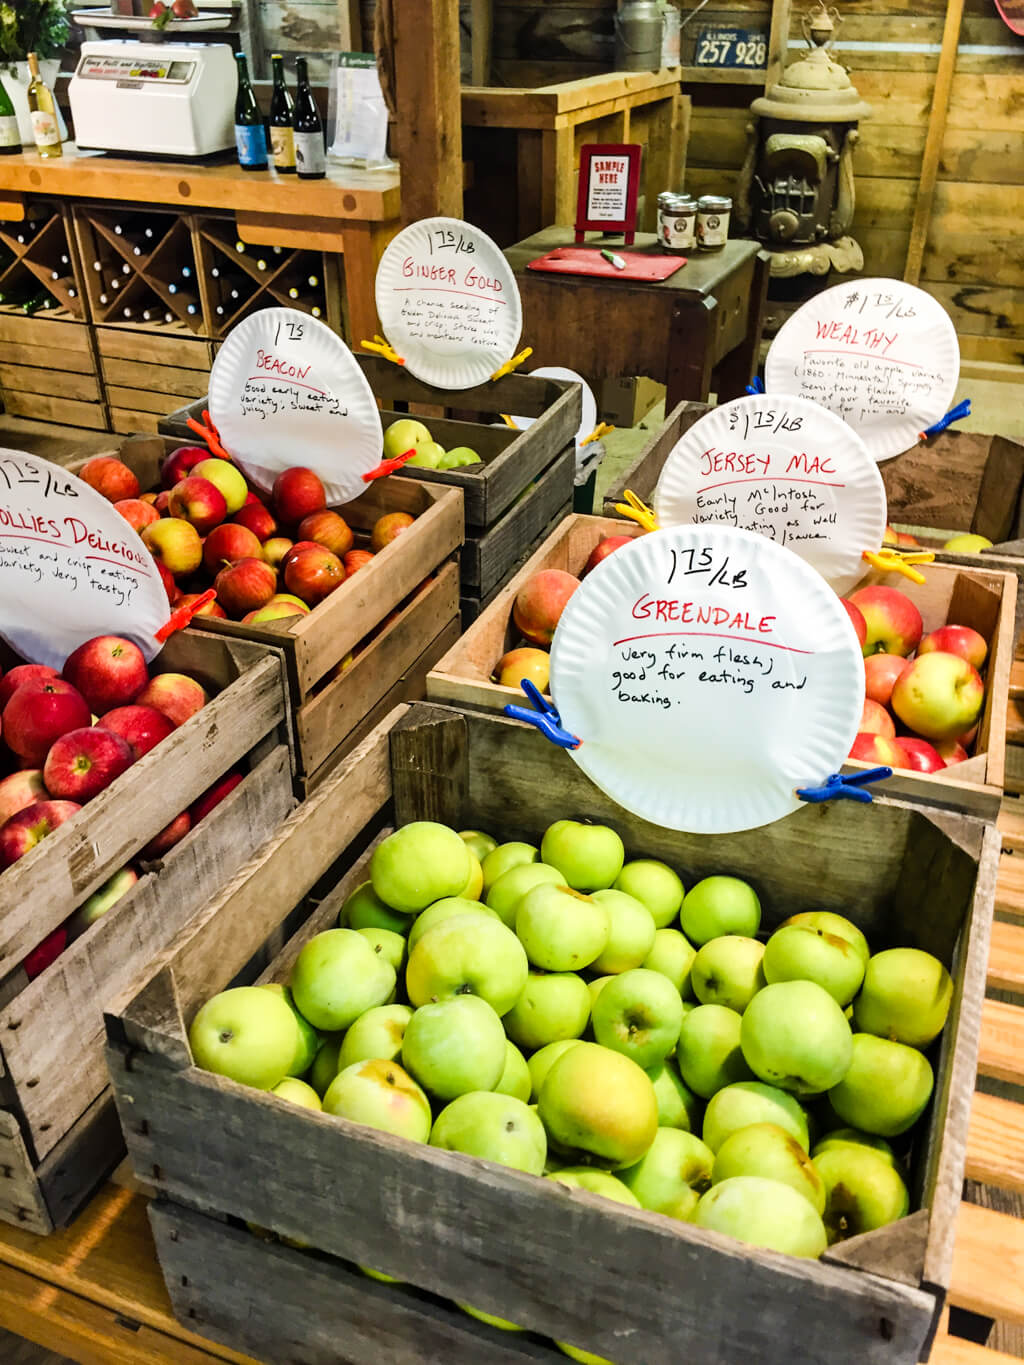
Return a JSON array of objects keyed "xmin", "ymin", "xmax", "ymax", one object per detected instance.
[{"xmin": 0, "ymin": 201, "xmax": 87, "ymax": 321}]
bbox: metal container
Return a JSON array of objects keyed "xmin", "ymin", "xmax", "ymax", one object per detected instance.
[
  {"xmin": 615, "ymin": 0, "xmax": 665, "ymax": 72},
  {"xmin": 657, "ymin": 192, "xmax": 697, "ymax": 252},
  {"xmin": 697, "ymin": 194, "xmax": 732, "ymax": 249}
]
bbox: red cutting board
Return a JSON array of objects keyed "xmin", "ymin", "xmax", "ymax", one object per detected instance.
[{"xmin": 527, "ymin": 247, "xmax": 687, "ymax": 282}]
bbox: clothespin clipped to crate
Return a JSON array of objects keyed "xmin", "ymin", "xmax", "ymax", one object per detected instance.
[
  {"xmin": 490, "ymin": 347, "xmax": 533, "ymax": 381},
  {"xmin": 504, "ymin": 680, "xmax": 580, "ymax": 749},
  {"xmin": 796, "ymin": 766, "xmax": 892, "ymax": 805},
  {"xmin": 361, "ymin": 335, "xmax": 406, "ymax": 366},
  {"xmin": 861, "ymin": 547, "xmax": 935, "ymax": 586},
  {"xmin": 155, "ymin": 589, "xmax": 218, "ymax": 643},
  {"xmin": 185, "ymin": 409, "xmax": 231, "ymax": 459},
  {"xmin": 614, "ymin": 489, "xmax": 659, "ymax": 534},
  {"xmin": 582, "ymin": 422, "xmax": 615, "ymax": 447},
  {"xmin": 362, "ymin": 447, "xmax": 419, "ymax": 482}
]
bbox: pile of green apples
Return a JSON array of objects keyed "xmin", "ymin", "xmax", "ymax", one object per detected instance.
[
  {"xmin": 383, "ymin": 418, "xmax": 483, "ymax": 472},
  {"xmin": 189, "ymin": 819, "xmax": 952, "ymax": 1360}
]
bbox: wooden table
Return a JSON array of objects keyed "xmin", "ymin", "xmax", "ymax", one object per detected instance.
[{"xmin": 504, "ymin": 229, "xmax": 770, "ymax": 411}]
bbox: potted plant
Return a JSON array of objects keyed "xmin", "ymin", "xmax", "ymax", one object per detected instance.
[{"xmin": 0, "ymin": 0, "xmax": 71, "ymax": 145}]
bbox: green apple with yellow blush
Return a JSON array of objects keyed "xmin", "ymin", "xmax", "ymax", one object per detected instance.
[{"xmin": 338, "ymin": 1004, "xmax": 413, "ymax": 1069}]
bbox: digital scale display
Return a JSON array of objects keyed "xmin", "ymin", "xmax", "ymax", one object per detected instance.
[{"xmin": 77, "ymin": 55, "xmax": 195, "ymax": 82}]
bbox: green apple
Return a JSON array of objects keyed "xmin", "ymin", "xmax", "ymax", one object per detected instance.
[
  {"xmin": 440, "ymin": 446, "xmax": 483, "ymax": 469},
  {"xmin": 853, "ymin": 947, "xmax": 953, "ymax": 1048},
  {"xmin": 356, "ymin": 926, "xmax": 406, "ymax": 972},
  {"xmin": 539, "ymin": 1041, "xmax": 658, "ymax": 1169},
  {"xmin": 591, "ymin": 968, "xmax": 684, "ymax": 1069},
  {"xmin": 271, "ymin": 1077, "xmax": 322, "ymax": 1110},
  {"xmin": 486, "ymin": 862, "xmax": 566, "ymax": 928},
  {"xmin": 675, "ymin": 1004, "xmax": 753, "ymax": 1098},
  {"xmin": 712, "ymin": 1122, "xmax": 825, "ymax": 1213},
  {"xmin": 405, "ymin": 441, "xmax": 446, "ymax": 469},
  {"xmin": 695, "ymin": 1176, "xmax": 827, "ymax": 1258},
  {"xmin": 527, "ymin": 1039, "xmax": 582, "ymax": 1098},
  {"xmin": 547, "ymin": 1167, "xmax": 640, "ymax": 1206},
  {"xmin": 480, "ymin": 841, "xmax": 538, "ymax": 894},
  {"xmin": 383, "ymin": 418, "xmax": 432, "ymax": 460},
  {"xmin": 340, "ymin": 880, "xmax": 414, "ymax": 935},
  {"xmin": 779, "ymin": 911, "xmax": 868, "ymax": 966},
  {"xmin": 516, "ymin": 884, "xmax": 610, "ymax": 972},
  {"xmin": 431, "ymin": 1091, "xmax": 546, "ymax": 1174},
  {"xmin": 457, "ymin": 1303, "xmax": 522, "ymax": 1331},
  {"xmin": 258, "ymin": 983, "xmax": 320, "ymax": 1077},
  {"xmin": 406, "ymin": 913, "xmax": 528, "ymax": 1015},
  {"xmin": 290, "ymin": 929, "xmax": 395, "ymax": 1031},
  {"xmin": 943, "ymin": 533, "xmax": 993, "ymax": 553},
  {"xmin": 691, "ymin": 936, "xmax": 766, "ymax": 1012},
  {"xmin": 460, "ymin": 851, "xmax": 484, "ymax": 901},
  {"xmin": 323, "ymin": 1058, "xmax": 432, "ymax": 1141},
  {"xmin": 619, "ymin": 1126, "xmax": 714, "ymax": 1219},
  {"xmin": 740, "ymin": 980, "xmax": 853, "ymax": 1095},
  {"xmin": 338, "ymin": 1004, "xmax": 413, "ymax": 1069},
  {"xmin": 460, "ymin": 829, "xmax": 498, "ymax": 863},
  {"xmin": 812, "ymin": 1128, "xmax": 899, "ymax": 1168},
  {"xmin": 494, "ymin": 1040, "xmax": 532, "ymax": 1101},
  {"xmin": 614, "ymin": 859, "xmax": 684, "ymax": 929},
  {"xmin": 679, "ymin": 876, "xmax": 760, "ymax": 945},
  {"xmin": 762, "ymin": 922, "xmax": 866, "ymax": 1006},
  {"xmin": 589, "ymin": 889, "xmax": 656, "ymax": 973},
  {"xmin": 642, "ymin": 928, "xmax": 697, "ymax": 996},
  {"xmin": 402, "ymin": 995, "xmax": 506, "ymax": 1100},
  {"xmin": 540, "ymin": 820, "xmax": 624, "ymax": 891},
  {"xmin": 503, "ymin": 971, "xmax": 590, "ymax": 1052},
  {"xmin": 407, "ymin": 898, "xmax": 499, "ymax": 952},
  {"xmin": 67, "ymin": 866, "xmax": 137, "ymax": 939},
  {"xmin": 370, "ymin": 822, "xmax": 472, "ymax": 914},
  {"xmin": 648, "ymin": 1059, "xmax": 702, "ymax": 1133},
  {"xmin": 587, "ymin": 976, "xmax": 614, "ymax": 1009},
  {"xmin": 702, "ymin": 1081, "xmax": 810, "ymax": 1154},
  {"xmin": 309, "ymin": 1037, "xmax": 342, "ymax": 1096},
  {"xmin": 813, "ymin": 1145, "xmax": 910, "ymax": 1243},
  {"xmin": 189, "ymin": 986, "xmax": 300, "ymax": 1090},
  {"xmin": 828, "ymin": 1034, "xmax": 934, "ymax": 1136}
]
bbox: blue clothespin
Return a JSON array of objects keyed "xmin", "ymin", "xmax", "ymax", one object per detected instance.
[
  {"xmin": 746, "ymin": 375, "xmax": 765, "ymax": 395},
  {"xmin": 503, "ymin": 679, "xmax": 581, "ymax": 749},
  {"xmin": 920, "ymin": 399, "xmax": 971, "ymax": 440},
  {"xmin": 796, "ymin": 765, "xmax": 892, "ymax": 804}
]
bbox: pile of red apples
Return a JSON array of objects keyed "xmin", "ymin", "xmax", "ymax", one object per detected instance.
[
  {"xmin": 842, "ymin": 585, "xmax": 987, "ymax": 774},
  {"xmin": 77, "ymin": 449, "xmax": 417, "ymax": 623}
]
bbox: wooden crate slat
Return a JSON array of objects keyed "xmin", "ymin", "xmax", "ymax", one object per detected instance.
[
  {"xmin": 977, "ymin": 999, "xmax": 1024, "ymax": 1086},
  {"xmin": 988, "ymin": 920, "xmax": 1024, "ymax": 994},
  {"xmin": 95, "ymin": 327, "xmax": 214, "ymax": 369},
  {"xmin": 966, "ymin": 1091, "xmax": 1024, "ymax": 1193},
  {"xmin": 997, "ymin": 800, "xmax": 1024, "ymax": 852},
  {"xmin": 109, "ymin": 408, "xmax": 162, "ymax": 435},
  {"xmin": 932, "ymin": 1328, "xmax": 1023, "ymax": 1364},
  {"xmin": 0, "ymin": 311, "xmax": 89, "ymax": 349},
  {"xmin": 950, "ymin": 1200, "xmax": 1024, "ymax": 1325},
  {"xmin": 2, "ymin": 392, "xmax": 108, "ymax": 430},
  {"xmin": 995, "ymin": 851, "xmax": 1024, "ymax": 919},
  {"xmin": 0, "ymin": 363, "xmax": 101, "ymax": 402},
  {"xmin": 100, "ymin": 357, "xmax": 209, "ymax": 399},
  {"xmin": 0, "ymin": 341, "xmax": 96, "ymax": 374}
]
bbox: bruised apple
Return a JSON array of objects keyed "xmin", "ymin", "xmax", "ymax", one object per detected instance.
[
  {"xmin": 494, "ymin": 648, "xmax": 550, "ymax": 691},
  {"xmin": 513, "ymin": 571, "xmax": 580, "ymax": 646},
  {"xmin": 847, "ymin": 586, "xmax": 922, "ymax": 657}
]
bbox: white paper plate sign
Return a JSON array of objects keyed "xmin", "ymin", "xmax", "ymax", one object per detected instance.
[
  {"xmin": 375, "ymin": 218, "xmax": 523, "ymax": 390},
  {"xmin": 764, "ymin": 279, "xmax": 960, "ymax": 462},
  {"xmin": 0, "ymin": 450, "xmax": 169, "ymax": 671},
  {"xmin": 653, "ymin": 395, "xmax": 887, "ymax": 595},
  {"xmin": 208, "ymin": 309, "xmax": 384, "ymax": 506},
  {"xmin": 548, "ymin": 525, "xmax": 865, "ymax": 834},
  {"xmin": 511, "ymin": 367, "xmax": 597, "ymax": 458}
]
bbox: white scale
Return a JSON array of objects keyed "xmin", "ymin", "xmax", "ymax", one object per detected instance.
[{"xmin": 69, "ymin": 40, "xmax": 235, "ymax": 159}]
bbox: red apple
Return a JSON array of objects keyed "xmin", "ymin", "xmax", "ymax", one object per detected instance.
[
  {"xmin": 882, "ymin": 526, "xmax": 898, "ymax": 546},
  {"xmin": 0, "ymin": 665, "xmax": 57, "ymax": 709},
  {"xmin": 114, "ymin": 498, "xmax": 160, "ymax": 533},
  {"xmin": 23, "ymin": 926, "xmax": 68, "ymax": 980},
  {"xmin": 62, "ymin": 635, "xmax": 149, "ymax": 715},
  {"xmin": 78, "ymin": 456, "xmax": 140, "ymax": 503},
  {"xmin": 203, "ymin": 522, "xmax": 264, "ymax": 577},
  {"xmin": 262, "ymin": 537, "xmax": 294, "ymax": 571},
  {"xmin": 847, "ymin": 585, "xmax": 923, "ymax": 657},
  {"xmin": 494, "ymin": 648, "xmax": 550, "ymax": 691},
  {"xmin": 155, "ymin": 559, "xmax": 178, "ymax": 605},
  {"xmin": 135, "ymin": 674, "xmax": 208, "ymax": 728},
  {"xmin": 242, "ymin": 599, "xmax": 310, "ymax": 624},
  {"xmin": 190, "ymin": 771, "xmax": 243, "ymax": 823},
  {"xmin": 959, "ymin": 723, "xmax": 979, "ymax": 748},
  {"xmin": 918, "ymin": 624, "xmax": 988, "ymax": 671},
  {"xmin": 897, "ymin": 737, "xmax": 947, "ymax": 773},
  {"xmin": 848, "ymin": 733, "xmax": 911, "ymax": 768},
  {"xmin": 0, "ymin": 800, "xmax": 82, "ymax": 868},
  {"xmin": 283, "ymin": 545, "xmax": 345, "ymax": 605},
  {"xmin": 891, "ymin": 651, "xmax": 985, "ymax": 740},
  {"xmin": 280, "ymin": 540, "xmax": 320, "ymax": 572},
  {"xmin": 935, "ymin": 737, "xmax": 969, "ymax": 765},
  {"xmin": 370, "ymin": 512, "xmax": 415, "ymax": 553},
  {"xmin": 143, "ymin": 518, "xmax": 203, "ymax": 577},
  {"xmin": 3, "ymin": 680, "xmax": 92, "ymax": 764},
  {"xmin": 864, "ymin": 653, "xmax": 910, "ymax": 708},
  {"xmin": 44, "ymin": 727, "xmax": 135, "ymax": 802},
  {"xmin": 168, "ymin": 476, "xmax": 228, "ymax": 536},
  {"xmin": 840, "ymin": 597, "xmax": 868, "ymax": 651},
  {"xmin": 99, "ymin": 703, "xmax": 175, "ymax": 759},
  {"xmin": 343, "ymin": 549, "xmax": 375, "ymax": 577},
  {"xmin": 214, "ymin": 557, "xmax": 278, "ymax": 616},
  {"xmin": 243, "ymin": 491, "xmax": 263, "ymax": 507},
  {"xmin": 176, "ymin": 592, "xmax": 227, "ymax": 620},
  {"xmin": 0, "ymin": 770, "xmax": 48, "ymax": 825},
  {"xmin": 155, "ymin": 490, "xmax": 172, "ymax": 514},
  {"xmin": 860, "ymin": 698, "xmax": 895, "ymax": 738},
  {"xmin": 231, "ymin": 502, "xmax": 278, "ymax": 542},
  {"xmin": 272, "ymin": 467, "xmax": 327, "ymax": 527},
  {"xmin": 513, "ymin": 570, "xmax": 581, "ymax": 646},
  {"xmin": 584, "ymin": 535, "xmax": 633, "ymax": 576},
  {"xmin": 896, "ymin": 531, "xmax": 920, "ymax": 548},
  {"xmin": 140, "ymin": 810, "xmax": 191, "ymax": 859},
  {"xmin": 161, "ymin": 446, "xmax": 209, "ymax": 488},
  {"xmin": 298, "ymin": 510, "xmax": 354, "ymax": 558}
]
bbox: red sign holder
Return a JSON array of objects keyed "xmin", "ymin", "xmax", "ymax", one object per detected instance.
[{"xmin": 574, "ymin": 144, "xmax": 642, "ymax": 245}]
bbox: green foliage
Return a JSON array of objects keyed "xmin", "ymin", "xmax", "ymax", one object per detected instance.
[{"xmin": 0, "ymin": 0, "xmax": 71, "ymax": 65}]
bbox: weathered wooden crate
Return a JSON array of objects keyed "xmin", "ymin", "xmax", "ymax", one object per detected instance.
[
  {"xmin": 0, "ymin": 308, "xmax": 108, "ymax": 432},
  {"xmin": 104, "ymin": 702, "xmax": 997, "ymax": 1365},
  {"xmin": 0, "ymin": 630, "xmax": 293, "ymax": 1234},
  {"xmin": 96, "ymin": 328, "xmax": 215, "ymax": 438}
]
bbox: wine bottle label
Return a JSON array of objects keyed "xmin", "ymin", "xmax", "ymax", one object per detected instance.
[
  {"xmin": 0, "ymin": 115, "xmax": 19, "ymax": 148},
  {"xmin": 294, "ymin": 131, "xmax": 326, "ymax": 176},
  {"xmin": 234, "ymin": 124, "xmax": 267, "ymax": 167},
  {"xmin": 30, "ymin": 111, "xmax": 60, "ymax": 147},
  {"xmin": 271, "ymin": 126, "xmax": 296, "ymax": 170}
]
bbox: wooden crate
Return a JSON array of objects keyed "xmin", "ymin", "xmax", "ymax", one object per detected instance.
[
  {"xmin": 460, "ymin": 496, "xmax": 574, "ymax": 627},
  {"xmin": 0, "ymin": 307, "xmax": 107, "ymax": 431},
  {"xmin": 0, "ymin": 630, "xmax": 293, "ymax": 1234},
  {"xmin": 96, "ymin": 327, "xmax": 215, "ymax": 437},
  {"xmin": 601, "ymin": 398, "xmax": 712, "ymax": 515},
  {"xmin": 103, "ymin": 701, "xmax": 998, "ymax": 1365}
]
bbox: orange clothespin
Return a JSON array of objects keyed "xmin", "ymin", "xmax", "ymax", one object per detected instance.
[
  {"xmin": 861, "ymin": 547, "xmax": 935, "ymax": 586},
  {"xmin": 361, "ymin": 335, "xmax": 406, "ymax": 366},
  {"xmin": 490, "ymin": 347, "xmax": 533, "ymax": 381},
  {"xmin": 614, "ymin": 489, "xmax": 659, "ymax": 533},
  {"xmin": 499, "ymin": 414, "xmax": 519, "ymax": 430},
  {"xmin": 155, "ymin": 589, "xmax": 217, "ymax": 643},
  {"xmin": 362, "ymin": 447, "xmax": 418, "ymax": 482},
  {"xmin": 185, "ymin": 409, "xmax": 231, "ymax": 459},
  {"xmin": 582, "ymin": 422, "xmax": 614, "ymax": 447}
]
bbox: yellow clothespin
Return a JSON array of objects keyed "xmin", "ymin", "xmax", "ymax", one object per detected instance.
[
  {"xmin": 360, "ymin": 335, "xmax": 406, "ymax": 366},
  {"xmin": 614, "ymin": 489, "xmax": 659, "ymax": 534},
  {"xmin": 581, "ymin": 422, "xmax": 614, "ymax": 447},
  {"xmin": 861, "ymin": 547, "xmax": 935, "ymax": 586},
  {"xmin": 490, "ymin": 346, "xmax": 533, "ymax": 381},
  {"xmin": 499, "ymin": 414, "xmax": 519, "ymax": 430}
]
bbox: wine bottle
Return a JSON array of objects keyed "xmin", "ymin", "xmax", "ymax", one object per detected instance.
[
  {"xmin": 234, "ymin": 52, "xmax": 267, "ymax": 171},
  {"xmin": 293, "ymin": 58, "xmax": 325, "ymax": 181},
  {"xmin": 27, "ymin": 55, "xmax": 61, "ymax": 158},
  {"xmin": 269, "ymin": 54, "xmax": 296, "ymax": 174},
  {"xmin": 110, "ymin": 275, "xmax": 121, "ymax": 291},
  {"xmin": 60, "ymin": 252, "xmax": 70, "ymax": 267},
  {"xmin": 307, "ymin": 273, "xmax": 320, "ymax": 288},
  {"xmin": 98, "ymin": 292, "xmax": 109, "ymax": 305},
  {"xmin": 234, "ymin": 240, "xmax": 247, "ymax": 254},
  {"xmin": 23, "ymin": 291, "xmax": 55, "ymax": 315},
  {"xmin": 164, "ymin": 311, "xmax": 174, "ymax": 324},
  {"xmin": 310, "ymin": 305, "xmax": 323, "ymax": 318},
  {"xmin": 255, "ymin": 256, "xmax": 269, "ymax": 272},
  {"xmin": 141, "ymin": 307, "xmax": 155, "ymax": 322},
  {"xmin": 92, "ymin": 259, "xmax": 104, "ymax": 272},
  {"xmin": 122, "ymin": 306, "xmax": 134, "ymax": 319},
  {"xmin": 0, "ymin": 74, "xmax": 19, "ymax": 156},
  {"xmin": 181, "ymin": 265, "xmax": 193, "ymax": 279}
]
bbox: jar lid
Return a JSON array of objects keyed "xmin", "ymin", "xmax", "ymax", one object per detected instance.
[
  {"xmin": 659, "ymin": 193, "xmax": 696, "ymax": 209},
  {"xmin": 698, "ymin": 195, "xmax": 732, "ymax": 210}
]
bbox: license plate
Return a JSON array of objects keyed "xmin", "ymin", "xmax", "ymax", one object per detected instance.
[{"xmin": 694, "ymin": 26, "xmax": 768, "ymax": 68}]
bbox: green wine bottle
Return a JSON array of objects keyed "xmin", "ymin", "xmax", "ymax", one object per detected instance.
[{"xmin": 0, "ymin": 75, "xmax": 19, "ymax": 156}]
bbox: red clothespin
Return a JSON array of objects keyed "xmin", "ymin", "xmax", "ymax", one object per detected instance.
[
  {"xmin": 361, "ymin": 447, "xmax": 418, "ymax": 482},
  {"xmin": 155, "ymin": 589, "xmax": 217, "ymax": 643},
  {"xmin": 185, "ymin": 409, "xmax": 231, "ymax": 460}
]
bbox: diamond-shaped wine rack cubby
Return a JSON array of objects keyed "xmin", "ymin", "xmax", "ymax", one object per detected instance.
[
  {"xmin": 73, "ymin": 205, "xmax": 204, "ymax": 334},
  {"xmin": 0, "ymin": 202, "xmax": 87, "ymax": 321}
]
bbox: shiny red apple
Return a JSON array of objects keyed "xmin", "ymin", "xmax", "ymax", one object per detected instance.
[
  {"xmin": 584, "ymin": 535, "xmax": 633, "ymax": 576},
  {"xmin": 161, "ymin": 446, "xmax": 209, "ymax": 488},
  {"xmin": 214, "ymin": 557, "xmax": 278, "ymax": 616},
  {"xmin": 78, "ymin": 456, "xmax": 140, "ymax": 503},
  {"xmin": 99, "ymin": 703, "xmax": 175, "ymax": 759},
  {"xmin": 897, "ymin": 738, "xmax": 947, "ymax": 773},
  {"xmin": 272, "ymin": 467, "xmax": 327, "ymax": 527},
  {"xmin": 0, "ymin": 800, "xmax": 82, "ymax": 869},
  {"xmin": 864, "ymin": 653, "xmax": 909, "ymax": 708},
  {"xmin": 135, "ymin": 674, "xmax": 208, "ymax": 728},
  {"xmin": 168, "ymin": 475, "xmax": 228, "ymax": 536},
  {"xmin": 283, "ymin": 545, "xmax": 345, "ymax": 605},
  {"xmin": 62, "ymin": 635, "xmax": 149, "ymax": 715},
  {"xmin": 840, "ymin": 597, "xmax": 868, "ymax": 651},
  {"xmin": 3, "ymin": 680, "xmax": 92, "ymax": 765},
  {"xmin": 0, "ymin": 665, "xmax": 57, "ymax": 709},
  {"xmin": 298, "ymin": 510, "xmax": 354, "ymax": 558},
  {"xmin": 44, "ymin": 727, "xmax": 135, "ymax": 802},
  {"xmin": 203, "ymin": 522, "xmax": 264, "ymax": 577},
  {"xmin": 918, "ymin": 624, "xmax": 988, "ymax": 671},
  {"xmin": 232, "ymin": 503, "xmax": 278, "ymax": 543}
]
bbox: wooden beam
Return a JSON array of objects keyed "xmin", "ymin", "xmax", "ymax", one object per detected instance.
[
  {"xmin": 765, "ymin": 0, "xmax": 793, "ymax": 91},
  {"xmin": 388, "ymin": 0, "xmax": 464, "ymax": 222},
  {"xmin": 903, "ymin": 0, "xmax": 966, "ymax": 284}
]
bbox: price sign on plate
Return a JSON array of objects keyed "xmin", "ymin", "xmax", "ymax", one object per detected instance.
[
  {"xmin": 549, "ymin": 525, "xmax": 865, "ymax": 833},
  {"xmin": 694, "ymin": 26, "xmax": 767, "ymax": 68},
  {"xmin": 0, "ymin": 450, "xmax": 169, "ymax": 671}
]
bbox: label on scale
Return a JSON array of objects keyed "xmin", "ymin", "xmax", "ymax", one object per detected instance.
[
  {"xmin": 0, "ymin": 450, "xmax": 169, "ymax": 671},
  {"xmin": 653, "ymin": 395, "xmax": 887, "ymax": 595},
  {"xmin": 375, "ymin": 217, "xmax": 523, "ymax": 390},
  {"xmin": 764, "ymin": 278, "xmax": 960, "ymax": 462},
  {"xmin": 549, "ymin": 525, "xmax": 865, "ymax": 834},
  {"xmin": 208, "ymin": 308, "xmax": 383, "ymax": 506}
]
